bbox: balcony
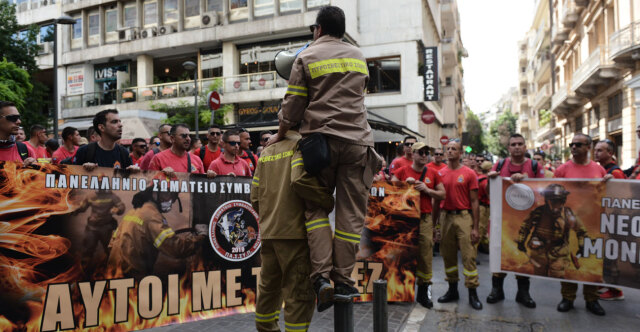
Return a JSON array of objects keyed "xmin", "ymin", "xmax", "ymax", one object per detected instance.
[
  {"xmin": 571, "ymin": 46, "xmax": 620, "ymax": 96},
  {"xmin": 520, "ymin": 115, "xmax": 529, "ymax": 129},
  {"xmin": 533, "ymin": 52, "xmax": 551, "ymax": 82},
  {"xmin": 62, "ymin": 71, "xmax": 286, "ymax": 110},
  {"xmin": 551, "ymin": 81, "xmax": 582, "ymax": 115},
  {"xmin": 562, "ymin": 0, "xmax": 581, "ymax": 27},
  {"xmin": 533, "ymin": 82, "xmax": 551, "ymax": 110},
  {"xmin": 609, "ymin": 20, "xmax": 640, "ymax": 63},
  {"xmin": 441, "ymin": 0, "xmax": 458, "ymax": 33},
  {"xmin": 442, "ymin": 38, "xmax": 458, "ymax": 69},
  {"xmin": 519, "ymin": 70, "xmax": 528, "ymax": 86},
  {"xmin": 519, "ymin": 47, "xmax": 527, "ymax": 64},
  {"xmin": 552, "ymin": 23, "xmax": 569, "ymax": 45}
]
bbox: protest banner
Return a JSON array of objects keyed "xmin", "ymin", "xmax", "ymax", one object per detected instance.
[
  {"xmin": 0, "ymin": 164, "xmax": 418, "ymax": 331},
  {"xmin": 490, "ymin": 177, "xmax": 640, "ymax": 289}
]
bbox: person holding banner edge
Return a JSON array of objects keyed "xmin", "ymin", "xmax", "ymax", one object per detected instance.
[
  {"xmin": 391, "ymin": 142, "xmax": 446, "ymax": 309},
  {"xmin": 553, "ymin": 133, "xmax": 612, "ymax": 316}
]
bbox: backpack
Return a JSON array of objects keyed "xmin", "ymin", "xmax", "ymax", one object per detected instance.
[
  {"xmin": 15, "ymin": 141, "xmax": 28, "ymax": 161},
  {"xmin": 419, "ymin": 166, "xmax": 428, "ymax": 182},
  {"xmin": 496, "ymin": 158, "xmax": 538, "ymax": 176},
  {"xmin": 605, "ymin": 163, "xmax": 621, "ymax": 175},
  {"xmin": 200, "ymin": 146, "xmax": 206, "ymax": 161}
]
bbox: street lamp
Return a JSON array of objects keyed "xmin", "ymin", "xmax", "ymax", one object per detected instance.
[
  {"xmin": 52, "ymin": 15, "xmax": 76, "ymax": 140},
  {"xmin": 182, "ymin": 61, "xmax": 199, "ymax": 141}
]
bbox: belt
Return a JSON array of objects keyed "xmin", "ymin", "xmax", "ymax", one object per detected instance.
[
  {"xmin": 445, "ymin": 209, "xmax": 470, "ymax": 215},
  {"xmin": 480, "ymin": 203, "xmax": 490, "ymax": 207}
]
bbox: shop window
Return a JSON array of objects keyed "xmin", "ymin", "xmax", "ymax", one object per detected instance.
[
  {"xmin": 106, "ymin": 10, "xmax": 118, "ymax": 33},
  {"xmin": 164, "ymin": 0, "xmax": 178, "ymax": 23},
  {"xmin": 207, "ymin": 0, "xmax": 222, "ymax": 12},
  {"xmin": 366, "ymin": 57, "xmax": 400, "ymax": 94},
  {"xmin": 185, "ymin": 0, "xmax": 200, "ymax": 17},
  {"xmin": 124, "ymin": 4, "xmax": 137, "ymax": 28},
  {"xmin": 144, "ymin": 1, "xmax": 157, "ymax": 26},
  {"xmin": 202, "ymin": 52, "xmax": 222, "ymax": 78},
  {"xmin": 607, "ymin": 91, "xmax": 622, "ymax": 118},
  {"xmin": 240, "ymin": 61, "xmax": 275, "ymax": 74},
  {"xmin": 88, "ymin": 14, "xmax": 99, "ymax": 36},
  {"xmin": 72, "ymin": 18, "xmax": 82, "ymax": 39}
]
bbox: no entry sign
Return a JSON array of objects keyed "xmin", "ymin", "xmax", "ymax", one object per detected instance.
[
  {"xmin": 421, "ymin": 109, "xmax": 435, "ymax": 124},
  {"xmin": 440, "ymin": 136, "xmax": 449, "ymax": 145},
  {"xmin": 208, "ymin": 91, "xmax": 221, "ymax": 110}
]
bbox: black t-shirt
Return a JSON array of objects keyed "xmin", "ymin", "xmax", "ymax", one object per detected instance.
[{"xmin": 73, "ymin": 143, "xmax": 132, "ymax": 169}]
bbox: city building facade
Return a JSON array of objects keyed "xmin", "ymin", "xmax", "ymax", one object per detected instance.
[{"xmin": 14, "ymin": 0, "xmax": 467, "ymax": 160}]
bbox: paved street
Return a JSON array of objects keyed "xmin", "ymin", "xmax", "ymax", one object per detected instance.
[{"xmin": 146, "ymin": 252, "xmax": 640, "ymax": 332}]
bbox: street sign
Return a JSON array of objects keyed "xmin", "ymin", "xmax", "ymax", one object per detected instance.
[
  {"xmin": 440, "ymin": 136, "xmax": 449, "ymax": 145},
  {"xmin": 208, "ymin": 91, "xmax": 221, "ymax": 110},
  {"xmin": 421, "ymin": 109, "xmax": 436, "ymax": 124}
]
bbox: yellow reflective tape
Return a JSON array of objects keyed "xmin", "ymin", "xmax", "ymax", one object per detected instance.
[
  {"xmin": 287, "ymin": 84, "xmax": 307, "ymax": 91},
  {"xmin": 445, "ymin": 266, "xmax": 458, "ymax": 273},
  {"xmin": 463, "ymin": 269, "xmax": 478, "ymax": 277},
  {"xmin": 255, "ymin": 310, "xmax": 280, "ymax": 318},
  {"xmin": 335, "ymin": 229, "xmax": 360, "ymax": 240},
  {"xmin": 256, "ymin": 316, "xmax": 279, "ymax": 323},
  {"xmin": 416, "ymin": 271, "xmax": 432, "ymax": 280},
  {"xmin": 252, "ymin": 180, "xmax": 259, "ymax": 187},
  {"xmin": 291, "ymin": 162, "xmax": 304, "ymax": 169},
  {"xmin": 306, "ymin": 223, "xmax": 331, "ymax": 232},
  {"xmin": 335, "ymin": 233, "xmax": 360, "ymax": 244},
  {"xmin": 290, "ymin": 158, "xmax": 303, "ymax": 164},
  {"xmin": 123, "ymin": 215, "xmax": 144, "ymax": 226},
  {"xmin": 305, "ymin": 218, "xmax": 329, "ymax": 226},
  {"xmin": 112, "ymin": 229, "xmax": 118, "ymax": 238},
  {"xmin": 253, "ymin": 176, "xmax": 260, "ymax": 181},
  {"xmin": 308, "ymin": 58, "xmax": 368, "ymax": 79},
  {"xmin": 285, "ymin": 322, "xmax": 311, "ymax": 327},
  {"xmin": 285, "ymin": 90, "xmax": 308, "ymax": 97},
  {"xmin": 153, "ymin": 228, "xmax": 175, "ymax": 248}
]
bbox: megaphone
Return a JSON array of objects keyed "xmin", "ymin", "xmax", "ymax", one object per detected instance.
[{"xmin": 274, "ymin": 42, "xmax": 310, "ymax": 80}]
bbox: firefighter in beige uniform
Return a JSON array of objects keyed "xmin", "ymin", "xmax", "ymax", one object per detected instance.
[
  {"xmin": 251, "ymin": 130, "xmax": 334, "ymax": 332},
  {"xmin": 269, "ymin": 6, "xmax": 381, "ymax": 302},
  {"xmin": 107, "ymin": 184, "xmax": 205, "ymax": 279}
]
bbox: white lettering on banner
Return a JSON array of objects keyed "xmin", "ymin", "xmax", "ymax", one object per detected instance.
[
  {"xmin": 600, "ymin": 213, "xmax": 640, "ymax": 236},
  {"xmin": 601, "ymin": 197, "xmax": 640, "ymax": 210},
  {"xmin": 45, "ymin": 174, "xmax": 230, "ymax": 194}
]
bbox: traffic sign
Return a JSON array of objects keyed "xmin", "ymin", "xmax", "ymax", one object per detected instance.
[
  {"xmin": 421, "ymin": 109, "xmax": 435, "ymax": 124},
  {"xmin": 440, "ymin": 136, "xmax": 449, "ymax": 145},
  {"xmin": 208, "ymin": 91, "xmax": 221, "ymax": 110}
]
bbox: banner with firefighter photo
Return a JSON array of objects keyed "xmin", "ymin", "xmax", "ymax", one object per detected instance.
[
  {"xmin": 355, "ymin": 180, "xmax": 420, "ymax": 302},
  {"xmin": 0, "ymin": 163, "xmax": 419, "ymax": 331},
  {"xmin": 490, "ymin": 177, "xmax": 640, "ymax": 289}
]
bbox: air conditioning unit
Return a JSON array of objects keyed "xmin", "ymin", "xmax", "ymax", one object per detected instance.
[
  {"xmin": 158, "ymin": 25, "xmax": 177, "ymax": 35},
  {"xmin": 119, "ymin": 28, "xmax": 138, "ymax": 41},
  {"xmin": 201, "ymin": 11, "xmax": 219, "ymax": 28},
  {"xmin": 40, "ymin": 0, "xmax": 48, "ymax": 6},
  {"xmin": 140, "ymin": 27, "xmax": 157, "ymax": 38},
  {"xmin": 38, "ymin": 42, "xmax": 52, "ymax": 55}
]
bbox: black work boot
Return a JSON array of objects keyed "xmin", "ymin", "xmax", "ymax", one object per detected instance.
[
  {"xmin": 586, "ymin": 300, "xmax": 606, "ymax": 316},
  {"xmin": 468, "ymin": 288, "xmax": 483, "ymax": 310},
  {"xmin": 486, "ymin": 276, "xmax": 505, "ymax": 303},
  {"xmin": 313, "ymin": 277, "xmax": 334, "ymax": 312},
  {"xmin": 416, "ymin": 283, "xmax": 433, "ymax": 308},
  {"xmin": 333, "ymin": 282, "xmax": 360, "ymax": 302},
  {"xmin": 515, "ymin": 278, "xmax": 536, "ymax": 308},
  {"xmin": 557, "ymin": 298, "xmax": 574, "ymax": 312},
  {"xmin": 437, "ymin": 282, "xmax": 459, "ymax": 303}
]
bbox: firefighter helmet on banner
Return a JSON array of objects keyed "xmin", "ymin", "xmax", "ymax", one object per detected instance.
[{"xmin": 274, "ymin": 42, "xmax": 310, "ymax": 80}]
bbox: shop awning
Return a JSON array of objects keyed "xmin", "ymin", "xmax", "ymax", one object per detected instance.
[
  {"xmin": 367, "ymin": 112, "xmax": 424, "ymax": 140},
  {"xmin": 59, "ymin": 119, "xmax": 93, "ymax": 131}
]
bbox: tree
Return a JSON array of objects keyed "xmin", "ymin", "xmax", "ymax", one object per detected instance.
[
  {"xmin": 0, "ymin": 59, "xmax": 32, "ymax": 109},
  {"xmin": 0, "ymin": 2, "xmax": 50, "ymax": 132},
  {"xmin": 465, "ymin": 110, "xmax": 486, "ymax": 154},
  {"xmin": 486, "ymin": 111, "xmax": 517, "ymax": 158}
]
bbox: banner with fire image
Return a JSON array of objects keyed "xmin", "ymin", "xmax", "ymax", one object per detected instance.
[
  {"xmin": 490, "ymin": 178, "xmax": 640, "ymax": 289},
  {"xmin": 0, "ymin": 163, "xmax": 419, "ymax": 331}
]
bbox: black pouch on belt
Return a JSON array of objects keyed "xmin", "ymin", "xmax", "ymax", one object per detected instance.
[{"xmin": 298, "ymin": 132, "xmax": 330, "ymax": 175}]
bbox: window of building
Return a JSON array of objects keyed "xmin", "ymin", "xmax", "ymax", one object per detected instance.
[
  {"xmin": 72, "ymin": 18, "xmax": 82, "ymax": 39},
  {"xmin": 164, "ymin": 0, "xmax": 178, "ymax": 23},
  {"xmin": 255, "ymin": 0, "xmax": 274, "ymax": 17},
  {"xmin": 144, "ymin": 1, "xmax": 157, "ymax": 25},
  {"xmin": 231, "ymin": 0, "xmax": 247, "ymax": 9},
  {"xmin": 124, "ymin": 4, "xmax": 137, "ymax": 28},
  {"xmin": 88, "ymin": 14, "xmax": 99, "ymax": 36},
  {"xmin": 307, "ymin": 0, "xmax": 330, "ymax": 8},
  {"xmin": 106, "ymin": 10, "xmax": 117, "ymax": 33},
  {"xmin": 564, "ymin": 122, "xmax": 571, "ymax": 134},
  {"xmin": 590, "ymin": 105, "xmax": 600, "ymax": 125},
  {"xmin": 521, "ymin": 88, "xmax": 527, "ymax": 95},
  {"xmin": 607, "ymin": 91, "xmax": 622, "ymax": 118},
  {"xmin": 185, "ymin": 0, "xmax": 200, "ymax": 17},
  {"xmin": 280, "ymin": 0, "xmax": 301, "ymax": 13},
  {"xmin": 366, "ymin": 57, "xmax": 400, "ymax": 94},
  {"xmin": 445, "ymin": 76, "xmax": 452, "ymax": 86},
  {"xmin": 39, "ymin": 25, "xmax": 54, "ymax": 44},
  {"xmin": 575, "ymin": 114, "xmax": 583, "ymax": 132},
  {"xmin": 207, "ymin": 0, "xmax": 222, "ymax": 11}
]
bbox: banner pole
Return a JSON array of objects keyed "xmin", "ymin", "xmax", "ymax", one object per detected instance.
[{"xmin": 373, "ymin": 280, "xmax": 388, "ymax": 332}]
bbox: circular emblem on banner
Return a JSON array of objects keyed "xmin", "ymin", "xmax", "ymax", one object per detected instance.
[
  {"xmin": 208, "ymin": 200, "xmax": 261, "ymax": 262},
  {"xmin": 505, "ymin": 183, "xmax": 535, "ymax": 211}
]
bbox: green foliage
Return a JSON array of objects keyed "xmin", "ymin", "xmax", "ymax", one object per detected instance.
[
  {"xmin": 539, "ymin": 109, "xmax": 551, "ymax": 127},
  {"xmin": 0, "ymin": 59, "xmax": 32, "ymax": 109},
  {"xmin": 487, "ymin": 111, "xmax": 518, "ymax": 158},
  {"xmin": 465, "ymin": 110, "xmax": 486, "ymax": 154},
  {"xmin": 151, "ymin": 78, "xmax": 232, "ymax": 130},
  {"xmin": 0, "ymin": 2, "xmax": 50, "ymax": 131}
]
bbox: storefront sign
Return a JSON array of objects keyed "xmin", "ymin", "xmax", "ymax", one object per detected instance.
[
  {"xmin": 237, "ymin": 103, "xmax": 279, "ymax": 123},
  {"xmin": 66, "ymin": 66, "xmax": 84, "ymax": 95},
  {"xmin": 423, "ymin": 47, "xmax": 438, "ymax": 102},
  {"xmin": 94, "ymin": 64, "xmax": 128, "ymax": 82}
]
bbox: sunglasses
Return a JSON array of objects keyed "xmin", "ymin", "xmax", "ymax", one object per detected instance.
[
  {"xmin": 569, "ymin": 142, "xmax": 586, "ymax": 148},
  {"xmin": 160, "ymin": 131, "xmax": 170, "ymax": 135},
  {"xmin": 154, "ymin": 141, "xmax": 161, "ymax": 146},
  {"xmin": 434, "ymin": 153, "xmax": 443, "ymax": 156},
  {"xmin": 209, "ymin": 132, "xmax": 221, "ymax": 136},
  {"xmin": 404, "ymin": 142, "xmax": 414, "ymax": 147},
  {"xmin": 1, "ymin": 114, "xmax": 21, "ymax": 123},
  {"xmin": 176, "ymin": 133, "xmax": 190, "ymax": 139},
  {"xmin": 415, "ymin": 150, "xmax": 428, "ymax": 156},
  {"xmin": 449, "ymin": 138, "xmax": 461, "ymax": 143},
  {"xmin": 135, "ymin": 144, "xmax": 147, "ymax": 149},
  {"xmin": 226, "ymin": 141, "xmax": 240, "ymax": 146},
  {"xmin": 309, "ymin": 24, "xmax": 319, "ymax": 32}
]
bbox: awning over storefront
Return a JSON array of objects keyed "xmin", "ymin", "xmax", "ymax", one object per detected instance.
[
  {"xmin": 59, "ymin": 119, "xmax": 93, "ymax": 131},
  {"xmin": 59, "ymin": 110, "xmax": 166, "ymax": 144}
]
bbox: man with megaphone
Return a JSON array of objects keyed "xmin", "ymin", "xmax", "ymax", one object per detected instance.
[{"xmin": 268, "ymin": 5, "xmax": 382, "ymax": 312}]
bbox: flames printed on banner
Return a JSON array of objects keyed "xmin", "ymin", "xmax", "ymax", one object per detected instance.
[
  {"xmin": 0, "ymin": 162, "xmax": 256, "ymax": 331},
  {"xmin": 357, "ymin": 181, "xmax": 420, "ymax": 302}
]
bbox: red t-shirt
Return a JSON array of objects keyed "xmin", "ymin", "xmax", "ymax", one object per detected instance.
[
  {"xmin": 208, "ymin": 155, "xmax": 252, "ymax": 177},
  {"xmin": 554, "ymin": 160, "xmax": 605, "ymax": 179},
  {"xmin": 130, "ymin": 153, "xmax": 144, "ymax": 166},
  {"xmin": 239, "ymin": 150, "xmax": 256, "ymax": 174},
  {"xmin": 427, "ymin": 161, "xmax": 447, "ymax": 172},
  {"xmin": 601, "ymin": 162, "xmax": 626, "ymax": 179},
  {"xmin": 0, "ymin": 143, "xmax": 36, "ymax": 162},
  {"xmin": 149, "ymin": 149, "xmax": 204, "ymax": 174},
  {"xmin": 394, "ymin": 165, "xmax": 442, "ymax": 213},
  {"xmin": 478, "ymin": 174, "xmax": 490, "ymax": 205},
  {"xmin": 439, "ymin": 165, "xmax": 479, "ymax": 211},
  {"xmin": 491, "ymin": 158, "xmax": 545, "ymax": 178},
  {"xmin": 52, "ymin": 146, "xmax": 78, "ymax": 164},
  {"xmin": 192, "ymin": 145, "xmax": 222, "ymax": 170},
  {"xmin": 140, "ymin": 149, "xmax": 160, "ymax": 170},
  {"xmin": 390, "ymin": 156, "xmax": 412, "ymax": 175}
]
